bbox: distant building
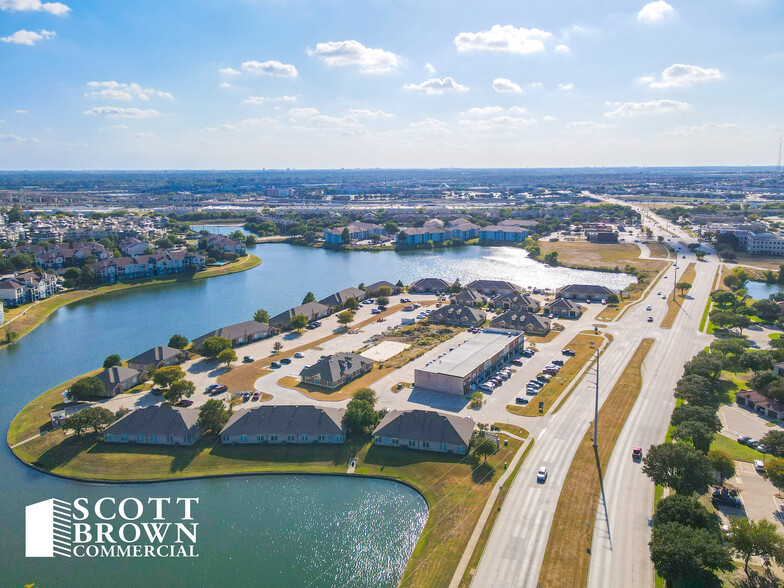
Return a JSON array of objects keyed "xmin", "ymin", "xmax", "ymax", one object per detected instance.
[
  {"xmin": 409, "ymin": 277, "xmax": 451, "ymax": 293},
  {"xmin": 736, "ymin": 389, "xmax": 784, "ymax": 421},
  {"xmin": 127, "ymin": 345, "xmax": 186, "ymax": 373},
  {"xmin": 490, "ymin": 311, "xmax": 550, "ymax": 335},
  {"xmin": 489, "ymin": 291, "xmax": 541, "ymax": 313},
  {"xmin": 451, "ymin": 289, "xmax": 491, "ymax": 307},
  {"xmin": 0, "ymin": 271, "xmax": 58, "ymax": 307},
  {"xmin": 220, "ymin": 405, "xmax": 346, "ymax": 444},
  {"xmin": 465, "ymin": 280, "xmax": 521, "ymax": 296},
  {"xmin": 479, "ymin": 225, "xmax": 530, "ymax": 242},
  {"xmin": 373, "ymin": 409, "xmax": 474, "ymax": 454},
  {"xmin": 544, "ymin": 297, "xmax": 582, "ymax": 318},
  {"xmin": 586, "ymin": 231, "xmax": 619, "ymax": 244},
  {"xmin": 299, "ymin": 352, "xmax": 374, "ymax": 389},
  {"xmin": 95, "ymin": 366, "xmax": 142, "ymax": 397},
  {"xmin": 397, "ymin": 227, "xmax": 444, "ymax": 245},
  {"xmin": 555, "ymin": 284, "xmax": 616, "ymax": 302},
  {"xmin": 103, "ymin": 405, "xmax": 201, "ymax": 446},
  {"xmin": 427, "ymin": 304, "xmax": 486, "ymax": 327},
  {"xmin": 269, "ymin": 301, "xmax": 331, "ymax": 328},
  {"xmin": 200, "ymin": 234, "xmax": 246, "ymax": 255},
  {"xmin": 193, "ymin": 321, "xmax": 276, "ymax": 349},
  {"xmin": 324, "ymin": 222, "xmax": 385, "ymax": 244},
  {"xmin": 365, "ymin": 280, "xmax": 401, "ymax": 295},
  {"xmin": 318, "ymin": 287, "xmax": 367, "ymax": 310}
]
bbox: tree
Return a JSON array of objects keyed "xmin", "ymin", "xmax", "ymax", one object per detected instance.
[
  {"xmin": 168, "ymin": 334, "xmax": 188, "ymax": 349},
  {"xmin": 7, "ymin": 203, "xmax": 23, "ymax": 223},
  {"xmin": 253, "ymin": 309, "xmax": 270, "ymax": 324},
  {"xmin": 695, "ymin": 250, "xmax": 707, "ymax": 260},
  {"xmin": 707, "ymin": 450, "xmax": 736, "ymax": 483},
  {"xmin": 343, "ymin": 297, "xmax": 359, "ymax": 311},
  {"xmin": 342, "ymin": 389, "xmax": 380, "ymax": 434},
  {"xmin": 102, "ymin": 354, "xmax": 122, "ymax": 369},
  {"xmin": 670, "ymin": 404, "xmax": 721, "ymax": 431},
  {"xmin": 469, "ymin": 392, "xmax": 483, "ymax": 409},
  {"xmin": 290, "ymin": 314, "xmax": 308, "ymax": 331},
  {"xmin": 302, "ymin": 292, "xmax": 316, "ymax": 304},
  {"xmin": 164, "ymin": 379, "xmax": 195, "ymax": 404},
  {"xmin": 377, "ymin": 295, "xmax": 389, "ymax": 306},
  {"xmin": 63, "ymin": 411, "xmax": 91, "ymax": 437},
  {"xmin": 472, "ymin": 436, "xmax": 496, "ymax": 463},
  {"xmin": 649, "ymin": 522, "xmax": 733, "ymax": 587},
  {"xmin": 66, "ymin": 376, "xmax": 105, "ymax": 400},
  {"xmin": 450, "ymin": 279, "xmax": 462, "ymax": 294},
  {"xmin": 198, "ymin": 399, "xmax": 231, "ymax": 435},
  {"xmin": 82, "ymin": 406, "xmax": 116, "ymax": 434},
  {"xmin": 4, "ymin": 330, "xmax": 19, "ymax": 344},
  {"xmin": 673, "ymin": 420, "xmax": 715, "ymax": 453},
  {"xmin": 200, "ymin": 336, "xmax": 232, "ymax": 358},
  {"xmin": 152, "ymin": 365, "xmax": 185, "ymax": 389},
  {"xmin": 683, "ymin": 350, "xmax": 724, "ymax": 382},
  {"xmin": 384, "ymin": 222, "xmax": 398, "ymax": 234},
  {"xmin": 733, "ymin": 313, "xmax": 751, "ymax": 335},
  {"xmin": 752, "ymin": 299, "xmax": 783, "ymax": 322},
  {"xmin": 273, "ymin": 341, "xmax": 283, "ymax": 354},
  {"xmin": 711, "ymin": 290, "xmax": 738, "ymax": 308},
  {"xmin": 710, "ymin": 337, "xmax": 748, "ymax": 356},
  {"xmin": 676, "ymin": 281, "xmax": 692, "ymax": 297},
  {"xmin": 543, "ymin": 251, "xmax": 559, "ymax": 266},
  {"xmin": 709, "ymin": 310, "xmax": 736, "ymax": 330},
  {"xmin": 762, "ymin": 457, "xmax": 784, "ymax": 494},
  {"xmin": 652, "ymin": 494, "xmax": 720, "ymax": 532},
  {"xmin": 749, "ymin": 370, "xmax": 780, "ymax": 393},
  {"xmin": 217, "ymin": 348, "xmax": 237, "ymax": 367},
  {"xmin": 377, "ymin": 286, "xmax": 392, "ymax": 298},
  {"xmin": 761, "ymin": 430, "xmax": 784, "ymax": 457},
  {"xmin": 674, "ymin": 374, "xmax": 716, "ymax": 405},
  {"xmin": 336, "ymin": 310, "xmax": 354, "ymax": 327},
  {"xmin": 341, "ymin": 227, "xmax": 351, "ymax": 244},
  {"xmin": 729, "ymin": 518, "xmax": 784, "ymax": 577},
  {"xmin": 396, "ymin": 280, "xmax": 404, "ymax": 288},
  {"xmin": 642, "ymin": 442, "xmax": 715, "ymax": 495}
]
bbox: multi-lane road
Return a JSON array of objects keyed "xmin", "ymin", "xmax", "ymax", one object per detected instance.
[{"xmin": 472, "ymin": 203, "xmax": 719, "ymax": 587}]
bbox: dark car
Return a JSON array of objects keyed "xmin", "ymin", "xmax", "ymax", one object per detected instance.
[
  {"xmin": 377, "ymin": 306, "xmax": 387, "ymax": 311},
  {"xmin": 562, "ymin": 349, "xmax": 576, "ymax": 356},
  {"xmin": 210, "ymin": 384, "xmax": 228, "ymax": 395},
  {"xmin": 176, "ymin": 399, "xmax": 193, "ymax": 407},
  {"xmin": 280, "ymin": 357, "xmax": 291, "ymax": 365},
  {"xmin": 552, "ymin": 359, "xmax": 564, "ymax": 366},
  {"xmin": 270, "ymin": 361, "xmax": 281, "ymax": 368},
  {"xmin": 515, "ymin": 397, "xmax": 529, "ymax": 405}
]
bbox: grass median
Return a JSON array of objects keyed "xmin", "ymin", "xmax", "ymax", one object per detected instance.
[
  {"xmin": 506, "ymin": 332, "xmax": 605, "ymax": 417},
  {"xmin": 661, "ymin": 262, "xmax": 696, "ymax": 328},
  {"xmin": 537, "ymin": 338, "xmax": 655, "ymax": 588}
]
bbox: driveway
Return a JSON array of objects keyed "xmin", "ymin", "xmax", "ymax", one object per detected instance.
[
  {"xmin": 730, "ymin": 461, "xmax": 784, "ymax": 535},
  {"xmin": 719, "ymin": 403, "xmax": 782, "ymax": 442}
]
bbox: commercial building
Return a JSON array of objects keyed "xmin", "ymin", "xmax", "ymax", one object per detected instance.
[
  {"xmin": 373, "ymin": 409, "xmax": 474, "ymax": 454},
  {"xmin": 414, "ymin": 330, "xmax": 524, "ymax": 395},
  {"xmin": 95, "ymin": 366, "xmax": 142, "ymax": 397},
  {"xmin": 127, "ymin": 345, "xmax": 185, "ymax": 372},
  {"xmin": 193, "ymin": 320, "xmax": 276, "ymax": 349},
  {"xmin": 220, "ymin": 405, "xmax": 346, "ymax": 444},
  {"xmin": 299, "ymin": 352, "xmax": 374, "ymax": 389},
  {"xmin": 103, "ymin": 405, "xmax": 201, "ymax": 446},
  {"xmin": 269, "ymin": 301, "xmax": 331, "ymax": 327}
]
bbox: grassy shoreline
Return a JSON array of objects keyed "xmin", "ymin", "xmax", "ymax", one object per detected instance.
[{"xmin": 0, "ymin": 254, "xmax": 260, "ymax": 348}]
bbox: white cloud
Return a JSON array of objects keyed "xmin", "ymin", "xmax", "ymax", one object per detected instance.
[
  {"xmin": 83, "ymin": 106, "xmax": 167, "ymax": 119},
  {"xmin": 637, "ymin": 1, "xmax": 675, "ymax": 23},
  {"xmin": 461, "ymin": 106, "xmax": 527, "ymax": 117},
  {"xmin": 555, "ymin": 44, "xmax": 571, "ymax": 54},
  {"xmin": 425, "ymin": 62, "xmax": 436, "ymax": 74},
  {"xmin": 604, "ymin": 99, "xmax": 690, "ymax": 117},
  {"xmin": 454, "ymin": 24, "xmax": 553, "ymax": 55},
  {"xmin": 278, "ymin": 95, "xmax": 297, "ymax": 102},
  {"xmin": 558, "ymin": 83, "xmax": 575, "ymax": 91},
  {"xmin": 641, "ymin": 64, "xmax": 723, "ymax": 88},
  {"xmin": 671, "ymin": 122, "xmax": 740, "ymax": 134},
  {"xmin": 528, "ymin": 82, "xmax": 544, "ymax": 89},
  {"xmin": 0, "ymin": 134, "xmax": 39, "ymax": 142},
  {"xmin": 218, "ymin": 67, "xmax": 240, "ymax": 76},
  {"xmin": 85, "ymin": 81, "xmax": 174, "ymax": 101},
  {"xmin": 241, "ymin": 60, "xmax": 298, "ymax": 78},
  {"xmin": 307, "ymin": 40, "xmax": 400, "ymax": 74},
  {"xmin": 219, "ymin": 82, "xmax": 232, "ymax": 89},
  {"xmin": 346, "ymin": 109, "xmax": 395, "ymax": 119},
  {"xmin": 566, "ymin": 121, "xmax": 613, "ymax": 130},
  {"xmin": 459, "ymin": 116, "xmax": 536, "ymax": 131},
  {"xmin": 288, "ymin": 107, "xmax": 321, "ymax": 120},
  {"xmin": 99, "ymin": 124, "xmax": 129, "ymax": 131},
  {"xmin": 15, "ymin": 109, "xmax": 28, "ymax": 114},
  {"xmin": 0, "ymin": 0, "xmax": 70, "ymax": 16},
  {"xmin": 542, "ymin": 115, "xmax": 557, "ymax": 122},
  {"xmin": 403, "ymin": 77, "xmax": 469, "ymax": 94},
  {"xmin": 1, "ymin": 29, "xmax": 55, "ymax": 45},
  {"xmin": 243, "ymin": 95, "xmax": 297, "ymax": 105},
  {"xmin": 492, "ymin": 77, "xmax": 522, "ymax": 93},
  {"xmin": 410, "ymin": 118, "xmax": 451, "ymax": 133},
  {"xmin": 205, "ymin": 118, "xmax": 278, "ymax": 133},
  {"xmin": 243, "ymin": 96, "xmax": 266, "ymax": 105}
]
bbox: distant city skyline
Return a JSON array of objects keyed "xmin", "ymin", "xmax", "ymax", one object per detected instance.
[{"xmin": 0, "ymin": 0, "xmax": 782, "ymax": 169}]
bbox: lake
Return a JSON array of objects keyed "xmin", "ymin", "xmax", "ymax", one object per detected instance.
[
  {"xmin": 0, "ymin": 242, "xmax": 635, "ymax": 587},
  {"xmin": 745, "ymin": 281, "xmax": 783, "ymax": 300}
]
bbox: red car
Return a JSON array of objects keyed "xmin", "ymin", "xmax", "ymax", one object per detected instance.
[
  {"xmin": 632, "ymin": 446, "xmax": 642, "ymax": 460},
  {"xmin": 176, "ymin": 399, "xmax": 193, "ymax": 407}
]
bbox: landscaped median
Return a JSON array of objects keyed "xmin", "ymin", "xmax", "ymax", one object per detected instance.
[
  {"xmin": 0, "ymin": 254, "xmax": 261, "ymax": 347},
  {"xmin": 506, "ymin": 332, "xmax": 606, "ymax": 417},
  {"xmin": 661, "ymin": 262, "xmax": 697, "ymax": 328},
  {"xmin": 537, "ymin": 338, "xmax": 655, "ymax": 588}
]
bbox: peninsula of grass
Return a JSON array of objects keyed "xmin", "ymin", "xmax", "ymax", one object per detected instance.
[
  {"xmin": 537, "ymin": 338, "xmax": 654, "ymax": 588},
  {"xmin": 646, "ymin": 242, "xmax": 671, "ymax": 259},
  {"xmin": 506, "ymin": 333, "xmax": 604, "ymax": 417},
  {"xmin": 10, "ymin": 415, "xmax": 522, "ymax": 588},
  {"xmin": 660, "ymin": 262, "xmax": 696, "ymax": 329},
  {"xmin": 0, "ymin": 254, "xmax": 261, "ymax": 347}
]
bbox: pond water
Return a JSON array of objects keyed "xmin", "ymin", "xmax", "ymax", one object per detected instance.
[
  {"xmin": 0, "ymin": 242, "xmax": 636, "ymax": 587},
  {"xmin": 745, "ymin": 281, "xmax": 783, "ymax": 300}
]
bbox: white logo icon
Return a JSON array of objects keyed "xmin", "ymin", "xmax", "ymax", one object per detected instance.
[{"xmin": 25, "ymin": 499, "xmax": 73, "ymax": 558}]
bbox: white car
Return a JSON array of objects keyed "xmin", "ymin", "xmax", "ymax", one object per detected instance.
[
  {"xmin": 646, "ymin": 305, "xmax": 652, "ymax": 311},
  {"xmin": 537, "ymin": 467, "xmax": 548, "ymax": 483},
  {"xmin": 294, "ymin": 352, "xmax": 305, "ymax": 358}
]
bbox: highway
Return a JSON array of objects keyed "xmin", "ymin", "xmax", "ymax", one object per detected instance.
[{"xmin": 472, "ymin": 203, "xmax": 718, "ymax": 587}]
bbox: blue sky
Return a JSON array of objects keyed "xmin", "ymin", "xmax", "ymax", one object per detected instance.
[{"xmin": 0, "ymin": 0, "xmax": 782, "ymax": 169}]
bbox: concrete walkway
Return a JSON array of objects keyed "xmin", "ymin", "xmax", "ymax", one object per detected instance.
[{"xmin": 448, "ymin": 434, "xmax": 532, "ymax": 588}]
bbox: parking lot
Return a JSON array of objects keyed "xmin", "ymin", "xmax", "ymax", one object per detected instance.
[
  {"xmin": 719, "ymin": 403, "xmax": 782, "ymax": 444},
  {"xmin": 724, "ymin": 461, "xmax": 784, "ymax": 534}
]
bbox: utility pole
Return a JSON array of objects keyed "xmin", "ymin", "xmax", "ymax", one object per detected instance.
[{"xmin": 590, "ymin": 342, "xmax": 599, "ymax": 449}]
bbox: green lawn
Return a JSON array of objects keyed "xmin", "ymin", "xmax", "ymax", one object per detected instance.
[{"xmin": 710, "ymin": 433, "xmax": 763, "ymax": 462}]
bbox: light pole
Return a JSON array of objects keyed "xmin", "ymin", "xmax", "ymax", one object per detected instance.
[{"xmin": 590, "ymin": 341, "xmax": 599, "ymax": 450}]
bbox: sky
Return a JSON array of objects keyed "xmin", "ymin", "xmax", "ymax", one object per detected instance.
[{"xmin": 0, "ymin": 0, "xmax": 782, "ymax": 170}]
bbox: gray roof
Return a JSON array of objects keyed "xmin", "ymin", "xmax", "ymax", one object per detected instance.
[
  {"xmin": 545, "ymin": 297, "xmax": 581, "ymax": 311},
  {"xmin": 428, "ymin": 304, "xmax": 486, "ymax": 325},
  {"xmin": 220, "ymin": 405, "xmax": 345, "ymax": 437},
  {"xmin": 193, "ymin": 320, "xmax": 272, "ymax": 347},
  {"xmin": 366, "ymin": 280, "xmax": 398, "ymax": 293},
  {"xmin": 556, "ymin": 284, "xmax": 616, "ymax": 297},
  {"xmin": 452, "ymin": 290, "xmax": 490, "ymax": 304},
  {"xmin": 490, "ymin": 310, "xmax": 550, "ymax": 332},
  {"xmin": 128, "ymin": 345, "xmax": 182, "ymax": 367},
  {"xmin": 103, "ymin": 405, "xmax": 200, "ymax": 437},
  {"xmin": 95, "ymin": 366, "xmax": 141, "ymax": 389},
  {"xmin": 491, "ymin": 291, "xmax": 539, "ymax": 308},
  {"xmin": 373, "ymin": 409, "xmax": 474, "ymax": 446},
  {"xmin": 465, "ymin": 280, "xmax": 521, "ymax": 293},
  {"xmin": 299, "ymin": 352, "xmax": 373, "ymax": 385},
  {"xmin": 318, "ymin": 287, "xmax": 365, "ymax": 308},
  {"xmin": 410, "ymin": 277, "xmax": 450, "ymax": 291},
  {"xmin": 269, "ymin": 301, "xmax": 330, "ymax": 326}
]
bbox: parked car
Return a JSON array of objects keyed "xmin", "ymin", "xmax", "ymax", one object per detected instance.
[
  {"xmin": 243, "ymin": 356, "xmax": 254, "ymax": 363},
  {"xmin": 552, "ymin": 359, "xmax": 564, "ymax": 366},
  {"xmin": 177, "ymin": 399, "xmax": 194, "ymax": 407},
  {"xmin": 515, "ymin": 397, "xmax": 529, "ymax": 405},
  {"xmin": 280, "ymin": 357, "xmax": 291, "ymax": 365},
  {"xmin": 511, "ymin": 358, "xmax": 524, "ymax": 367},
  {"xmin": 755, "ymin": 459, "xmax": 765, "ymax": 472},
  {"xmin": 562, "ymin": 349, "xmax": 575, "ymax": 356},
  {"xmin": 537, "ymin": 467, "xmax": 548, "ymax": 483},
  {"xmin": 306, "ymin": 324, "xmax": 317, "ymax": 330},
  {"xmin": 746, "ymin": 438, "xmax": 759, "ymax": 448},
  {"xmin": 211, "ymin": 384, "xmax": 227, "ymax": 395},
  {"xmin": 151, "ymin": 388, "xmax": 164, "ymax": 396},
  {"xmin": 371, "ymin": 309, "xmax": 381, "ymax": 315},
  {"xmin": 632, "ymin": 446, "xmax": 642, "ymax": 460},
  {"xmin": 206, "ymin": 384, "xmax": 219, "ymax": 393},
  {"xmin": 294, "ymin": 352, "xmax": 305, "ymax": 358},
  {"xmin": 522, "ymin": 349, "xmax": 535, "ymax": 358},
  {"xmin": 757, "ymin": 444, "xmax": 767, "ymax": 453},
  {"xmin": 378, "ymin": 306, "xmax": 388, "ymax": 311},
  {"xmin": 537, "ymin": 374, "xmax": 552, "ymax": 382},
  {"xmin": 481, "ymin": 383, "xmax": 495, "ymax": 392},
  {"xmin": 242, "ymin": 392, "xmax": 251, "ymax": 401},
  {"xmin": 737, "ymin": 435, "xmax": 751, "ymax": 444},
  {"xmin": 270, "ymin": 361, "xmax": 281, "ymax": 368},
  {"xmin": 252, "ymin": 391, "xmax": 260, "ymax": 401}
]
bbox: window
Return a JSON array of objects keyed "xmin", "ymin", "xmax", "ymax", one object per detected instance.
[
  {"xmin": 150, "ymin": 436, "xmax": 157, "ymax": 442},
  {"xmin": 457, "ymin": 445, "xmax": 465, "ymax": 454},
  {"xmin": 408, "ymin": 439, "xmax": 416, "ymax": 447},
  {"xmin": 392, "ymin": 438, "xmax": 399, "ymax": 445},
  {"xmin": 422, "ymin": 441, "xmax": 429, "ymax": 448},
  {"xmin": 137, "ymin": 435, "xmax": 143, "ymax": 442},
  {"xmin": 270, "ymin": 435, "xmax": 278, "ymax": 441},
  {"xmin": 336, "ymin": 435, "xmax": 342, "ymax": 442},
  {"xmin": 440, "ymin": 443, "xmax": 446, "ymax": 451},
  {"xmin": 329, "ymin": 436, "xmax": 334, "ymax": 442},
  {"xmin": 287, "ymin": 434, "xmax": 295, "ymax": 442},
  {"xmin": 167, "ymin": 436, "xmax": 173, "ymax": 442},
  {"xmin": 121, "ymin": 435, "xmax": 127, "ymax": 441},
  {"xmin": 240, "ymin": 435, "xmax": 247, "ymax": 441},
  {"xmin": 222, "ymin": 435, "xmax": 228, "ymax": 442},
  {"xmin": 256, "ymin": 435, "xmax": 262, "ymax": 442},
  {"xmin": 302, "ymin": 435, "xmax": 308, "ymax": 442},
  {"xmin": 319, "ymin": 435, "xmax": 326, "ymax": 441}
]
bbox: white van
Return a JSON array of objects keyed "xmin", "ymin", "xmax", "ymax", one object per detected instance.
[{"xmin": 754, "ymin": 459, "xmax": 765, "ymax": 472}]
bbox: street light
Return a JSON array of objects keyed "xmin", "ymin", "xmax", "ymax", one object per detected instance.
[{"xmin": 590, "ymin": 341, "xmax": 599, "ymax": 450}]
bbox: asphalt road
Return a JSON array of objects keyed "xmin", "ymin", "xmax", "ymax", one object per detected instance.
[{"xmin": 472, "ymin": 205, "xmax": 717, "ymax": 587}]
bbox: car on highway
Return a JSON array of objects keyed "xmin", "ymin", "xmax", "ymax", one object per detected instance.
[
  {"xmin": 294, "ymin": 352, "xmax": 305, "ymax": 358},
  {"xmin": 656, "ymin": 291, "xmax": 661, "ymax": 296},
  {"xmin": 647, "ymin": 316, "xmax": 653, "ymax": 322},
  {"xmin": 646, "ymin": 305, "xmax": 652, "ymax": 311},
  {"xmin": 537, "ymin": 467, "xmax": 548, "ymax": 483},
  {"xmin": 632, "ymin": 446, "xmax": 642, "ymax": 460}
]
